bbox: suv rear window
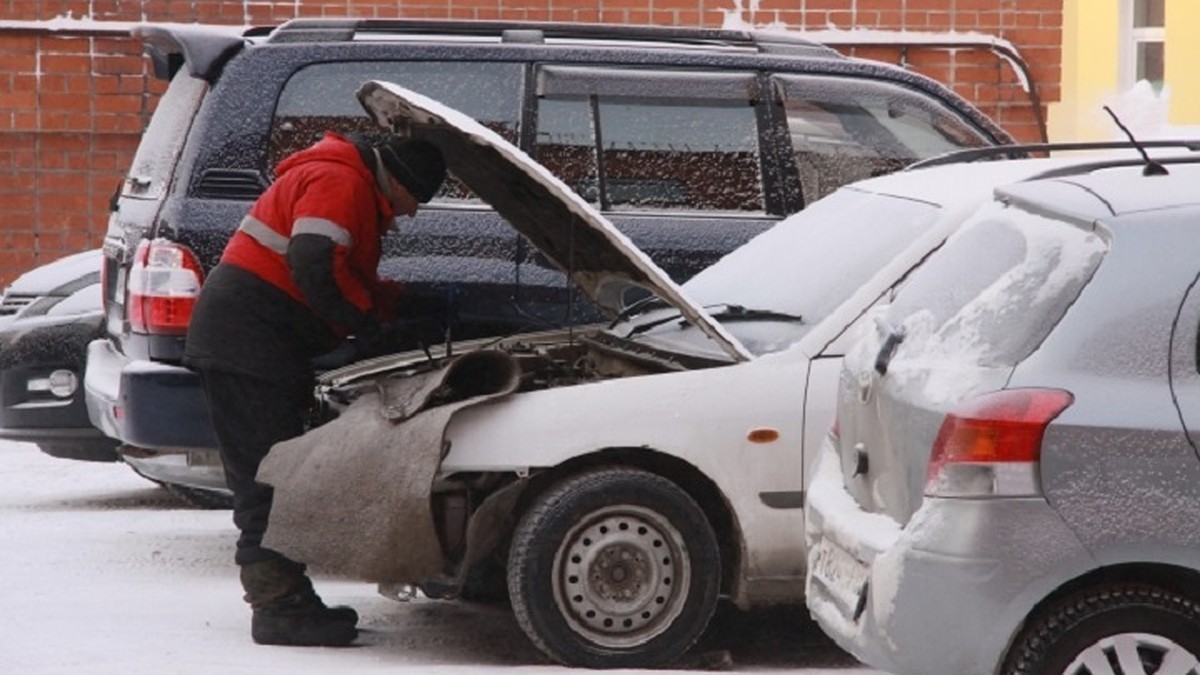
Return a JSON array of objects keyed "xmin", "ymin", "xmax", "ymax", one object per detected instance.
[{"xmin": 885, "ymin": 201, "xmax": 1107, "ymax": 367}]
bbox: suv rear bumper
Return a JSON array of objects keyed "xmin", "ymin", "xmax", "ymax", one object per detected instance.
[
  {"xmin": 84, "ymin": 338, "xmax": 218, "ymax": 451},
  {"xmin": 122, "ymin": 449, "xmax": 228, "ymax": 492}
]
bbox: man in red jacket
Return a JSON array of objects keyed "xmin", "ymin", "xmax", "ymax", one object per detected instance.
[{"xmin": 184, "ymin": 132, "xmax": 446, "ymax": 647}]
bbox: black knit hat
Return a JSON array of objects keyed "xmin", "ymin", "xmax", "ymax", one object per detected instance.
[{"xmin": 376, "ymin": 138, "xmax": 446, "ymax": 203}]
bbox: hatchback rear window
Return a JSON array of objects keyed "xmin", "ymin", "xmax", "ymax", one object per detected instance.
[{"xmin": 886, "ymin": 201, "xmax": 1107, "ymax": 367}]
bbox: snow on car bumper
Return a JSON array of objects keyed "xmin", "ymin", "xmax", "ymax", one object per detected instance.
[
  {"xmin": 804, "ymin": 440, "xmax": 1090, "ymax": 675},
  {"xmin": 84, "ymin": 338, "xmax": 218, "ymax": 451}
]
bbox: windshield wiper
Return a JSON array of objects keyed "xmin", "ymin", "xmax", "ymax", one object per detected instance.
[
  {"xmin": 622, "ymin": 303, "xmax": 802, "ymax": 338},
  {"xmin": 709, "ymin": 304, "xmax": 803, "ymax": 323},
  {"xmin": 608, "ymin": 295, "xmax": 670, "ymax": 327}
]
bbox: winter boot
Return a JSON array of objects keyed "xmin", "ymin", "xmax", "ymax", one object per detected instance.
[{"xmin": 239, "ymin": 557, "xmax": 358, "ymax": 647}]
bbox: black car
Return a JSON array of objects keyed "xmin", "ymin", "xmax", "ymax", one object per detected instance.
[
  {"xmin": 0, "ymin": 250, "xmax": 118, "ymax": 462},
  {"xmin": 84, "ymin": 18, "xmax": 1013, "ymax": 493}
]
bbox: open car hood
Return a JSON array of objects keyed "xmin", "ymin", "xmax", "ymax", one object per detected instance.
[{"xmin": 357, "ymin": 80, "xmax": 751, "ymax": 362}]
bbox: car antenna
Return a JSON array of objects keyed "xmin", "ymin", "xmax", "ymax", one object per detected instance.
[{"xmin": 1102, "ymin": 105, "xmax": 1169, "ymax": 176}]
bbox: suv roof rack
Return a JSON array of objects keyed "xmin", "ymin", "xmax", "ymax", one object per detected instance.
[
  {"xmin": 910, "ymin": 140, "xmax": 1200, "ymax": 169},
  {"xmin": 265, "ymin": 18, "xmax": 840, "ymax": 57}
]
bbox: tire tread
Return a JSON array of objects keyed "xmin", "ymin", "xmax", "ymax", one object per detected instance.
[{"xmin": 1003, "ymin": 583, "xmax": 1200, "ymax": 675}]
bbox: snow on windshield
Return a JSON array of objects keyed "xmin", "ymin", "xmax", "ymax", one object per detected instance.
[{"xmin": 674, "ymin": 187, "xmax": 941, "ymax": 355}]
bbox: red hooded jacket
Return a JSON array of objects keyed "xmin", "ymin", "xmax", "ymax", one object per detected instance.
[{"xmin": 221, "ymin": 132, "xmax": 395, "ymax": 326}]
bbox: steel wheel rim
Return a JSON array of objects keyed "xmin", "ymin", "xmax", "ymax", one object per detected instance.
[
  {"xmin": 1065, "ymin": 633, "xmax": 1200, "ymax": 675},
  {"xmin": 551, "ymin": 503, "xmax": 691, "ymax": 649}
]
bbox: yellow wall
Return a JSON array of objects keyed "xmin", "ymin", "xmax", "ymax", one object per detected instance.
[
  {"xmin": 1049, "ymin": 0, "xmax": 1120, "ymax": 141},
  {"xmin": 1165, "ymin": 0, "xmax": 1200, "ymax": 126},
  {"xmin": 1050, "ymin": 0, "xmax": 1199, "ymax": 140}
]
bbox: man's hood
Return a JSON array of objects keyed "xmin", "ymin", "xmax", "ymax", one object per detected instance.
[{"xmin": 356, "ymin": 80, "xmax": 751, "ymax": 362}]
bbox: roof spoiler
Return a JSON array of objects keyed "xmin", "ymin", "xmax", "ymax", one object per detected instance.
[{"xmin": 132, "ymin": 24, "xmax": 262, "ymax": 82}]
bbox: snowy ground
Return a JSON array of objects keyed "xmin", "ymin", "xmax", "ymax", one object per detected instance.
[{"xmin": 0, "ymin": 440, "xmax": 883, "ymax": 675}]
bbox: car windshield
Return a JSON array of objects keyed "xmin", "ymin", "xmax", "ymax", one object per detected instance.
[{"xmin": 609, "ymin": 186, "xmax": 943, "ymax": 357}]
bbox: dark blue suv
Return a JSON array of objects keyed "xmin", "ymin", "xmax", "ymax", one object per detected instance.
[{"xmin": 84, "ymin": 18, "xmax": 1011, "ymax": 499}]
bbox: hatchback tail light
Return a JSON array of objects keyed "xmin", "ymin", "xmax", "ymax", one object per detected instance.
[
  {"xmin": 925, "ymin": 388, "xmax": 1073, "ymax": 498},
  {"xmin": 127, "ymin": 239, "xmax": 204, "ymax": 336}
]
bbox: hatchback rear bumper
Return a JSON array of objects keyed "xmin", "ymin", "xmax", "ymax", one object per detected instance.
[
  {"xmin": 84, "ymin": 338, "xmax": 218, "ymax": 451},
  {"xmin": 804, "ymin": 442, "xmax": 1092, "ymax": 675}
]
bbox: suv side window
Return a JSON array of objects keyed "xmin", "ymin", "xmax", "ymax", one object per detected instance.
[
  {"xmin": 535, "ymin": 66, "xmax": 764, "ymax": 214},
  {"xmin": 774, "ymin": 75, "xmax": 992, "ymax": 205},
  {"xmin": 269, "ymin": 61, "xmax": 525, "ymax": 202}
]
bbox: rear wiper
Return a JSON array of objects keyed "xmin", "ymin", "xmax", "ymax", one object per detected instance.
[
  {"xmin": 622, "ymin": 303, "xmax": 802, "ymax": 338},
  {"xmin": 873, "ymin": 315, "xmax": 906, "ymax": 376}
]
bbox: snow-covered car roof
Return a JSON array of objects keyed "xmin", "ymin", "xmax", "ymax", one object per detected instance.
[
  {"xmin": 356, "ymin": 80, "xmax": 752, "ymax": 362},
  {"xmin": 5, "ymin": 249, "xmax": 101, "ymax": 297},
  {"xmin": 0, "ymin": 249, "xmax": 103, "ymax": 329}
]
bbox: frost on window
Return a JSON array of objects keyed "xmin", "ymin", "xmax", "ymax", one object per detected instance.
[
  {"xmin": 534, "ymin": 97, "xmax": 600, "ymax": 207},
  {"xmin": 775, "ymin": 75, "xmax": 991, "ymax": 206},
  {"xmin": 682, "ymin": 188, "xmax": 940, "ymax": 355},
  {"xmin": 887, "ymin": 201, "xmax": 1107, "ymax": 369},
  {"xmin": 125, "ymin": 70, "xmax": 207, "ymax": 200},
  {"xmin": 603, "ymin": 99, "xmax": 761, "ymax": 213},
  {"xmin": 534, "ymin": 67, "xmax": 764, "ymax": 214},
  {"xmin": 270, "ymin": 61, "xmax": 524, "ymax": 202}
]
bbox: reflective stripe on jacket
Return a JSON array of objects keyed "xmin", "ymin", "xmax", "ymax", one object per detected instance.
[{"xmin": 220, "ymin": 132, "xmax": 395, "ymax": 328}]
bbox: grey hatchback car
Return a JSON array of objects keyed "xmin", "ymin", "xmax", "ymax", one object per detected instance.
[{"xmin": 806, "ymin": 151, "xmax": 1200, "ymax": 674}]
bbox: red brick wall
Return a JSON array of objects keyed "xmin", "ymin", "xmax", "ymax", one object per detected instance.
[{"xmin": 0, "ymin": 0, "xmax": 1061, "ymax": 284}]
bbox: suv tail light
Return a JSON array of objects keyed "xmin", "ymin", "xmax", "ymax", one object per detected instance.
[
  {"xmin": 127, "ymin": 239, "xmax": 204, "ymax": 336},
  {"xmin": 925, "ymin": 388, "xmax": 1073, "ymax": 498}
]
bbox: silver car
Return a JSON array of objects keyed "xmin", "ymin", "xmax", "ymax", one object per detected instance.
[{"xmin": 806, "ymin": 153, "xmax": 1200, "ymax": 674}]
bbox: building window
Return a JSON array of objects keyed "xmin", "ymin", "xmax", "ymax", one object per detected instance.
[{"xmin": 1125, "ymin": 0, "xmax": 1165, "ymax": 91}]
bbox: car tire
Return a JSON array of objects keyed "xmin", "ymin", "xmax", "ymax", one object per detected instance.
[
  {"xmin": 507, "ymin": 467, "xmax": 720, "ymax": 668},
  {"xmin": 1003, "ymin": 583, "xmax": 1200, "ymax": 675},
  {"xmin": 164, "ymin": 483, "xmax": 233, "ymax": 510}
]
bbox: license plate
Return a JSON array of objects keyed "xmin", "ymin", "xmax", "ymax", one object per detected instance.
[{"xmin": 809, "ymin": 538, "xmax": 869, "ymax": 619}]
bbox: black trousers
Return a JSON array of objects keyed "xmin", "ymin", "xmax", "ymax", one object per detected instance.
[{"xmin": 197, "ymin": 368, "xmax": 313, "ymax": 566}]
